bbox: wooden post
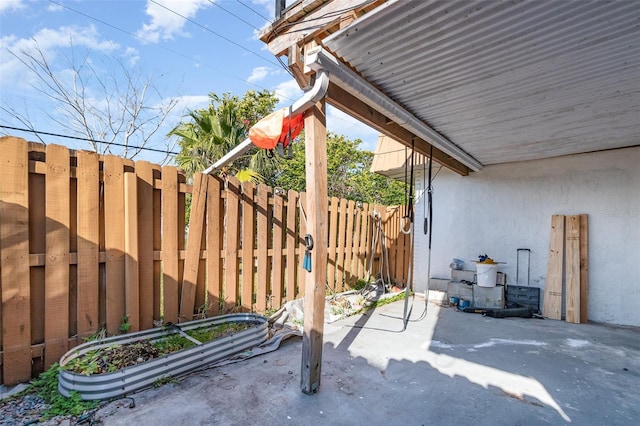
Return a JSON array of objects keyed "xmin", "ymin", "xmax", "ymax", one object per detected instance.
[{"xmin": 301, "ymin": 99, "xmax": 328, "ymax": 394}]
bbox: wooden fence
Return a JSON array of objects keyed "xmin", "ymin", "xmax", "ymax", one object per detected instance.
[{"xmin": 0, "ymin": 137, "xmax": 410, "ymax": 385}]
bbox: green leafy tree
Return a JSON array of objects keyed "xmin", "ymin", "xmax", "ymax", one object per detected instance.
[
  {"xmin": 275, "ymin": 132, "xmax": 405, "ymax": 205},
  {"xmin": 169, "ymin": 90, "xmax": 279, "ymax": 181}
]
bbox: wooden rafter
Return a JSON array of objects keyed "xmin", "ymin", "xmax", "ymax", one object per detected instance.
[{"xmin": 327, "ymin": 83, "xmax": 470, "ymax": 176}]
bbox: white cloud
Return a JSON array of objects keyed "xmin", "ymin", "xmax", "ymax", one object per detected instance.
[
  {"xmin": 247, "ymin": 66, "xmax": 271, "ymax": 83},
  {"xmin": 273, "ymin": 79, "xmax": 302, "ymax": 104},
  {"xmin": 47, "ymin": 3, "xmax": 64, "ymax": 12},
  {"xmin": 123, "ymin": 47, "xmax": 140, "ymax": 67},
  {"xmin": 0, "ymin": 0, "xmax": 26, "ymax": 14},
  {"xmin": 136, "ymin": 0, "xmax": 211, "ymax": 43},
  {"xmin": 0, "ymin": 25, "xmax": 119, "ymax": 88},
  {"xmin": 170, "ymin": 95, "xmax": 210, "ymax": 113}
]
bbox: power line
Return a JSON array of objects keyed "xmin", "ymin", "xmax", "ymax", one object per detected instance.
[
  {"xmin": 0, "ymin": 125, "xmax": 180, "ymax": 155},
  {"xmin": 149, "ymin": 0, "xmax": 280, "ymax": 68},
  {"xmin": 236, "ymin": 0, "xmax": 272, "ymax": 22},
  {"xmin": 47, "ymin": 0, "xmax": 295, "ymax": 101},
  {"xmin": 207, "ymin": 0, "xmax": 261, "ymax": 31}
]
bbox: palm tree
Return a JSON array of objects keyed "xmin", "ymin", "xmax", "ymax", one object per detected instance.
[{"xmin": 169, "ymin": 91, "xmax": 280, "ymax": 183}]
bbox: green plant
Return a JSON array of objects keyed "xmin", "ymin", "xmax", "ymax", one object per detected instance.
[
  {"xmin": 30, "ymin": 363, "xmax": 98, "ymax": 418},
  {"xmin": 83, "ymin": 328, "xmax": 107, "ymax": 342},
  {"xmin": 119, "ymin": 315, "xmax": 131, "ymax": 333},
  {"xmin": 353, "ymin": 291, "xmax": 409, "ymax": 315},
  {"xmin": 353, "ymin": 279, "xmax": 369, "ymax": 291},
  {"xmin": 153, "ymin": 375, "xmax": 178, "ymax": 388}
]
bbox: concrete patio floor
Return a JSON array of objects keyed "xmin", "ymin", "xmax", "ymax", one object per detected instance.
[{"xmin": 98, "ymin": 297, "xmax": 639, "ymax": 425}]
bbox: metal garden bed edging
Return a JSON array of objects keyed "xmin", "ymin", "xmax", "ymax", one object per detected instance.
[{"xmin": 58, "ymin": 313, "xmax": 268, "ymax": 400}]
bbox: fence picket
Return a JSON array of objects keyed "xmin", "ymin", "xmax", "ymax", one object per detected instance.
[
  {"xmin": 224, "ymin": 177, "xmax": 241, "ymax": 312},
  {"xmin": 123, "ymin": 172, "xmax": 140, "ymax": 332},
  {"xmin": 104, "ymin": 156, "xmax": 126, "ymax": 335},
  {"xmin": 0, "ymin": 137, "xmax": 32, "ymax": 384},
  {"xmin": 344, "ymin": 200, "xmax": 356, "ymax": 288},
  {"xmin": 180, "ymin": 173, "xmax": 208, "ymax": 321},
  {"xmin": 241, "ymin": 182, "xmax": 255, "ymax": 312},
  {"xmin": 44, "ymin": 144, "xmax": 70, "ymax": 365},
  {"xmin": 76, "ymin": 151, "xmax": 100, "ymax": 339},
  {"xmin": 335, "ymin": 199, "xmax": 347, "ymax": 292},
  {"xmin": 256, "ymin": 184, "xmax": 269, "ymax": 313},
  {"xmin": 327, "ymin": 197, "xmax": 339, "ymax": 292},
  {"xmin": 272, "ymin": 190, "xmax": 285, "ymax": 308},
  {"xmin": 206, "ymin": 176, "xmax": 223, "ymax": 316},
  {"xmin": 161, "ymin": 166, "xmax": 179, "ymax": 324},
  {"xmin": 136, "ymin": 161, "xmax": 155, "ymax": 330},
  {"xmin": 286, "ymin": 190, "xmax": 298, "ymax": 301}
]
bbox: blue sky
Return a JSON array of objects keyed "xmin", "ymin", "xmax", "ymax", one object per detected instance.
[{"xmin": 0, "ymin": 0, "xmax": 378, "ymax": 163}]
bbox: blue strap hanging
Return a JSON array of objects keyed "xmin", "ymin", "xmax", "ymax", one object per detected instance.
[{"xmin": 303, "ymin": 234, "xmax": 314, "ymax": 272}]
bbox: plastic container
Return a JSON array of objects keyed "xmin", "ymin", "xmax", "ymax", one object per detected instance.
[
  {"xmin": 458, "ymin": 299, "xmax": 470, "ymax": 309},
  {"xmin": 476, "ymin": 263, "xmax": 498, "ymax": 287}
]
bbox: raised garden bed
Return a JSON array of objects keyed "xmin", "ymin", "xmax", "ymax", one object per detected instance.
[{"xmin": 58, "ymin": 313, "xmax": 267, "ymax": 400}]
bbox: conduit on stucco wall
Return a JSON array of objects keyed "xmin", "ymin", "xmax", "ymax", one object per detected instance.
[{"xmin": 412, "ymin": 146, "xmax": 640, "ymax": 327}]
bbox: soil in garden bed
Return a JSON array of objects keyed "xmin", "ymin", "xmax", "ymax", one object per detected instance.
[{"xmin": 64, "ymin": 322, "xmax": 254, "ymax": 375}]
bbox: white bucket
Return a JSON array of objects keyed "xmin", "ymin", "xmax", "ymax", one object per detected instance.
[{"xmin": 476, "ymin": 263, "xmax": 498, "ymax": 287}]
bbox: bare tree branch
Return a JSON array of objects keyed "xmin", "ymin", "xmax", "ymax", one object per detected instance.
[{"xmin": 3, "ymin": 39, "xmax": 178, "ymax": 159}]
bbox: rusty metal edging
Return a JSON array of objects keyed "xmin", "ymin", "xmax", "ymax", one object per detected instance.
[{"xmin": 58, "ymin": 314, "xmax": 268, "ymax": 400}]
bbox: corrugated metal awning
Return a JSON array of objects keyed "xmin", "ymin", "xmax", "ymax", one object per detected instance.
[{"xmin": 323, "ymin": 0, "xmax": 640, "ymax": 165}]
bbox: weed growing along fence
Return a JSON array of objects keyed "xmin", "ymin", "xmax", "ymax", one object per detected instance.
[{"xmin": 0, "ymin": 136, "xmax": 410, "ymax": 385}]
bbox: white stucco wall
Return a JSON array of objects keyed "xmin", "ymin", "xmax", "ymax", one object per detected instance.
[{"xmin": 412, "ymin": 146, "xmax": 640, "ymax": 326}]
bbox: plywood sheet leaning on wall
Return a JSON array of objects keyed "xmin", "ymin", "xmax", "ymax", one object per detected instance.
[
  {"xmin": 565, "ymin": 215, "xmax": 581, "ymax": 323},
  {"xmin": 579, "ymin": 214, "xmax": 589, "ymax": 323},
  {"xmin": 543, "ymin": 215, "xmax": 564, "ymax": 320}
]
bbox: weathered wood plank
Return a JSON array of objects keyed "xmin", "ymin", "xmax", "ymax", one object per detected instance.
[
  {"xmin": 297, "ymin": 192, "xmax": 307, "ymax": 297},
  {"xmin": 357, "ymin": 203, "xmax": 370, "ymax": 280},
  {"xmin": 580, "ymin": 214, "xmax": 589, "ymax": 323},
  {"xmin": 206, "ymin": 176, "xmax": 223, "ymax": 316},
  {"xmin": 135, "ymin": 161, "xmax": 155, "ymax": 330},
  {"xmin": 344, "ymin": 200, "xmax": 356, "ymax": 288},
  {"xmin": 44, "ymin": 144, "xmax": 70, "ymax": 365},
  {"xmin": 543, "ymin": 215, "xmax": 565, "ymax": 320},
  {"xmin": 104, "ymin": 156, "xmax": 126, "ymax": 335},
  {"xmin": 28, "ymin": 155, "xmax": 46, "ymax": 372},
  {"xmin": 565, "ymin": 215, "xmax": 581, "ymax": 324},
  {"xmin": 272, "ymin": 189, "xmax": 285, "ymax": 308},
  {"xmin": 352, "ymin": 203, "xmax": 362, "ymax": 282},
  {"xmin": 224, "ymin": 177, "xmax": 241, "ymax": 312},
  {"xmin": 301, "ymin": 100, "xmax": 328, "ymax": 395},
  {"xmin": 241, "ymin": 182, "xmax": 255, "ymax": 313},
  {"xmin": 286, "ymin": 190, "xmax": 298, "ymax": 301},
  {"xmin": 161, "ymin": 166, "xmax": 179, "ymax": 324},
  {"xmin": 0, "ymin": 137, "xmax": 32, "ymax": 384},
  {"xmin": 123, "ymin": 172, "xmax": 140, "ymax": 332},
  {"xmin": 335, "ymin": 199, "xmax": 347, "ymax": 292},
  {"xmin": 327, "ymin": 197, "xmax": 339, "ymax": 292},
  {"xmin": 76, "ymin": 151, "xmax": 99, "ymax": 339},
  {"xmin": 256, "ymin": 183, "xmax": 269, "ymax": 313},
  {"xmin": 152, "ymin": 165, "xmax": 162, "ymax": 323},
  {"xmin": 180, "ymin": 173, "xmax": 208, "ymax": 321}
]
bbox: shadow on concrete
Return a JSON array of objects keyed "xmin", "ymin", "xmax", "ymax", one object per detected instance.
[{"xmin": 96, "ymin": 299, "xmax": 640, "ymax": 426}]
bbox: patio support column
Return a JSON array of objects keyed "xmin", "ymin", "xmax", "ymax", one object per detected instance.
[{"xmin": 301, "ymin": 97, "xmax": 328, "ymax": 394}]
